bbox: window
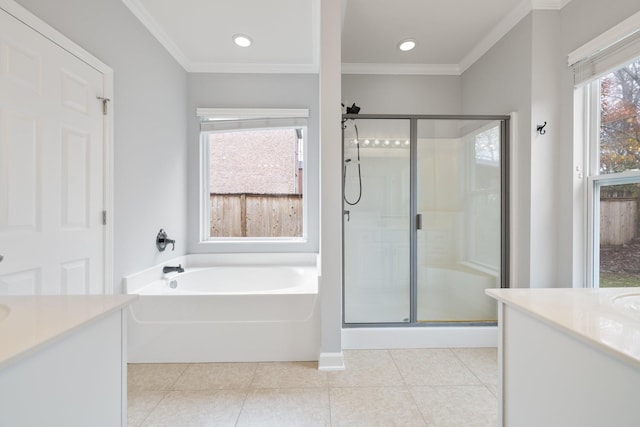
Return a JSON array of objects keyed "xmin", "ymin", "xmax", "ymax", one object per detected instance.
[
  {"xmin": 571, "ymin": 12, "xmax": 640, "ymax": 288},
  {"xmin": 586, "ymin": 58, "xmax": 640, "ymax": 288},
  {"xmin": 198, "ymin": 108, "xmax": 310, "ymax": 246},
  {"xmin": 467, "ymin": 122, "xmax": 502, "ymax": 272},
  {"xmin": 571, "ymin": 14, "xmax": 640, "ymax": 288}
]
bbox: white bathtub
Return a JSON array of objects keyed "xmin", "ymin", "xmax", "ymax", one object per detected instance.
[{"xmin": 125, "ymin": 254, "xmax": 320, "ymax": 363}]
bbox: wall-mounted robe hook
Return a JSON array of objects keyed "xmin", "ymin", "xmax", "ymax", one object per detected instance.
[{"xmin": 536, "ymin": 122, "xmax": 547, "ymax": 135}]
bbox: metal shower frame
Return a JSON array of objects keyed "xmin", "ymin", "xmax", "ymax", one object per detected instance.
[{"xmin": 341, "ymin": 114, "xmax": 511, "ymax": 328}]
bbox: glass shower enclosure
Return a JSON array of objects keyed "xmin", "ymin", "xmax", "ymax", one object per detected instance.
[{"xmin": 342, "ymin": 115, "xmax": 509, "ymax": 325}]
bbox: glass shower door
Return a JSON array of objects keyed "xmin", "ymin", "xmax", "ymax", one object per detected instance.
[
  {"xmin": 416, "ymin": 119, "xmax": 502, "ymax": 322},
  {"xmin": 343, "ymin": 118, "xmax": 411, "ymax": 323}
]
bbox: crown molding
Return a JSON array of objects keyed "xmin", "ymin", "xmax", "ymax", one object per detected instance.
[
  {"xmin": 121, "ymin": 0, "xmax": 572, "ymax": 76},
  {"xmin": 568, "ymin": 9, "xmax": 640, "ymax": 66},
  {"xmin": 342, "ymin": 62, "xmax": 461, "ymax": 76},
  {"xmin": 459, "ymin": 0, "xmax": 532, "ymax": 73},
  {"xmin": 459, "ymin": 0, "xmax": 571, "ymax": 73},
  {"xmin": 121, "ymin": 0, "xmax": 191, "ymax": 69},
  {"xmin": 188, "ymin": 62, "xmax": 319, "ymax": 74},
  {"xmin": 121, "ymin": 0, "xmax": 319, "ymax": 74}
]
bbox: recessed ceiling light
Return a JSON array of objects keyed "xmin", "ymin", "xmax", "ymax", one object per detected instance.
[
  {"xmin": 398, "ymin": 39, "xmax": 416, "ymax": 52},
  {"xmin": 233, "ymin": 34, "xmax": 253, "ymax": 48}
]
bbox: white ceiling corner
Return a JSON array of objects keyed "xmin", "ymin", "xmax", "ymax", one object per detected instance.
[
  {"xmin": 121, "ymin": 0, "xmax": 191, "ymax": 70},
  {"xmin": 123, "ymin": 0, "xmax": 572, "ymax": 76}
]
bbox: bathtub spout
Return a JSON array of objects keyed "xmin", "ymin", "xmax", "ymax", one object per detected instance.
[{"xmin": 162, "ymin": 264, "xmax": 184, "ymax": 274}]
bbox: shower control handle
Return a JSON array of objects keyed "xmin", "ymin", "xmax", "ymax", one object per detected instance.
[{"xmin": 416, "ymin": 214, "xmax": 423, "ymax": 230}]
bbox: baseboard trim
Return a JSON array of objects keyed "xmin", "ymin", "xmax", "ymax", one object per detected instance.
[
  {"xmin": 317, "ymin": 352, "xmax": 345, "ymax": 371},
  {"xmin": 342, "ymin": 326, "xmax": 498, "ymax": 349}
]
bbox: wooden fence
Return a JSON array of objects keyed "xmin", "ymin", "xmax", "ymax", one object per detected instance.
[
  {"xmin": 210, "ymin": 193, "xmax": 303, "ymax": 237},
  {"xmin": 600, "ymin": 197, "xmax": 638, "ymax": 245}
]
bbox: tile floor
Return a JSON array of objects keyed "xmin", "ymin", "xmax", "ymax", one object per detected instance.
[{"xmin": 128, "ymin": 348, "xmax": 498, "ymax": 427}]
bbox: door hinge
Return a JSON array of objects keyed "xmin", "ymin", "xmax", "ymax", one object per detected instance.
[
  {"xmin": 97, "ymin": 96, "xmax": 110, "ymax": 115},
  {"xmin": 102, "ymin": 210, "xmax": 107, "ymax": 225}
]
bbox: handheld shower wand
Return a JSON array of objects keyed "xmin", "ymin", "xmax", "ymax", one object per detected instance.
[{"xmin": 343, "ymin": 121, "xmax": 362, "ymax": 206}]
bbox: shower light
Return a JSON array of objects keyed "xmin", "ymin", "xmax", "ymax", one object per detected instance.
[
  {"xmin": 374, "ymin": 140, "xmax": 380, "ymax": 145},
  {"xmin": 394, "ymin": 140, "xmax": 401, "ymax": 146},
  {"xmin": 384, "ymin": 140, "xmax": 390, "ymax": 145},
  {"xmin": 364, "ymin": 139, "xmax": 370, "ymax": 145},
  {"xmin": 233, "ymin": 34, "xmax": 253, "ymax": 47},
  {"xmin": 398, "ymin": 39, "xmax": 416, "ymax": 52},
  {"xmin": 404, "ymin": 140, "xmax": 410, "ymax": 146}
]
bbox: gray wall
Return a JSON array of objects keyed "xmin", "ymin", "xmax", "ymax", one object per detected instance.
[
  {"xmin": 187, "ymin": 73, "xmax": 320, "ymax": 254},
  {"xmin": 462, "ymin": 14, "xmax": 533, "ymax": 287},
  {"xmin": 16, "ymin": 0, "xmax": 189, "ymax": 293},
  {"xmin": 341, "ymin": 74, "xmax": 462, "ymax": 114},
  {"xmin": 461, "ymin": 0, "xmax": 640, "ymax": 288}
]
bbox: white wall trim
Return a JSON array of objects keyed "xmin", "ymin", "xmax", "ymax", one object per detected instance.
[
  {"xmin": 318, "ymin": 352, "xmax": 345, "ymax": 371},
  {"xmin": 121, "ymin": 0, "xmax": 319, "ymax": 74},
  {"xmin": 342, "ymin": 327, "xmax": 498, "ymax": 349},
  {"xmin": 0, "ymin": 0, "xmax": 115, "ymax": 294},
  {"xmin": 196, "ymin": 108, "xmax": 309, "ymax": 120},
  {"xmin": 120, "ymin": 0, "xmax": 191, "ymax": 70},
  {"xmin": 568, "ymin": 9, "xmax": 640, "ymax": 66},
  {"xmin": 460, "ymin": 0, "xmax": 532, "ymax": 73},
  {"xmin": 0, "ymin": 0, "xmax": 111, "ymax": 74},
  {"xmin": 342, "ymin": 0, "xmax": 571, "ymax": 76},
  {"xmin": 509, "ymin": 112, "xmax": 519, "ymax": 288}
]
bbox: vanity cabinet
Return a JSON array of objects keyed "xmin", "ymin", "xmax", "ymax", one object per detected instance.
[
  {"xmin": 487, "ymin": 288, "xmax": 640, "ymax": 427},
  {"xmin": 0, "ymin": 296, "xmax": 136, "ymax": 427}
]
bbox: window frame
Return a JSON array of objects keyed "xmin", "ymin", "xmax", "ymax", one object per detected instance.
[
  {"xmin": 197, "ymin": 108, "xmax": 315, "ymax": 252},
  {"xmin": 583, "ymin": 72, "xmax": 640, "ymax": 288}
]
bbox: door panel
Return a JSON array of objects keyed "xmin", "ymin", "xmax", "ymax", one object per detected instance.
[
  {"xmin": 416, "ymin": 119, "xmax": 501, "ymax": 322},
  {"xmin": 343, "ymin": 118, "xmax": 411, "ymax": 323},
  {"xmin": 0, "ymin": 9, "xmax": 105, "ymax": 295}
]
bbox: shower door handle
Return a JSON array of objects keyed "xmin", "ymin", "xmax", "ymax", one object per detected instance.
[{"xmin": 416, "ymin": 214, "xmax": 423, "ymax": 230}]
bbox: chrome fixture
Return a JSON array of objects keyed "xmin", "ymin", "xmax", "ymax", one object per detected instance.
[
  {"xmin": 162, "ymin": 264, "xmax": 184, "ymax": 274},
  {"xmin": 156, "ymin": 229, "xmax": 175, "ymax": 252},
  {"xmin": 169, "ymin": 279, "xmax": 178, "ymax": 289}
]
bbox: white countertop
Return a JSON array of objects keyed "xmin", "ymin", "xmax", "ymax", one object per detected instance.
[
  {"xmin": 486, "ymin": 288, "xmax": 640, "ymax": 369},
  {"xmin": 0, "ymin": 295, "xmax": 137, "ymax": 370}
]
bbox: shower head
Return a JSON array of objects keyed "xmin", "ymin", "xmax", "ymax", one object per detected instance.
[{"xmin": 346, "ymin": 103, "xmax": 360, "ymax": 115}]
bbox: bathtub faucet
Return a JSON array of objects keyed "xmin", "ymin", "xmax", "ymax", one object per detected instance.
[{"xmin": 162, "ymin": 264, "xmax": 184, "ymax": 274}]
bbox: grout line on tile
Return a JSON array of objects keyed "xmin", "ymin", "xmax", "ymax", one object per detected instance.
[
  {"xmin": 166, "ymin": 363, "xmax": 191, "ymax": 391},
  {"xmin": 452, "ymin": 350, "xmax": 481, "ymax": 384},
  {"xmin": 134, "ymin": 390, "xmax": 170, "ymax": 427},
  {"xmin": 451, "ymin": 349, "xmax": 492, "ymax": 387},
  {"xmin": 231, "ymin": 362, "xmax": 260, "ymax": 426}
]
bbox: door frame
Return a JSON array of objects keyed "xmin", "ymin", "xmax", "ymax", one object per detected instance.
[
  {"xmin": 341, "ymin": 114, "xmax": 511, "ymax": 327},
  {"xmin": 0, "ymin": 0, "xmax": 115, "ymax": 293}
]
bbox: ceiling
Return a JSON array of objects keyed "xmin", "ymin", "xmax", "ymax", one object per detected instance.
[{"xmin": 122, "ymin": 0, "xmax": 570, "ymax": 75}]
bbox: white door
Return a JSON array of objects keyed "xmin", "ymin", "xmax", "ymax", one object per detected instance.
[{"xmin": 0, "ymin": 8, "xmax": 106, "ymax": 295}]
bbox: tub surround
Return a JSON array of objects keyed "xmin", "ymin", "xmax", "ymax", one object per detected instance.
[
  {"xmin": 487, "ymin": 288, "xmax": 640, "ymax": 427},
  {"xmin": 0, "ymin": 295, "xmax": 137, "ymax": 427},
  {"xmin": 125, "ymin": 254, "xmax": 320, "ymax": 363}
]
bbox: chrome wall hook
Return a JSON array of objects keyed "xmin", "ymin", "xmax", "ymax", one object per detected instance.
[{"xmin": 536, "ymin": 121, "xmax": 547, "ymax": 135}]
